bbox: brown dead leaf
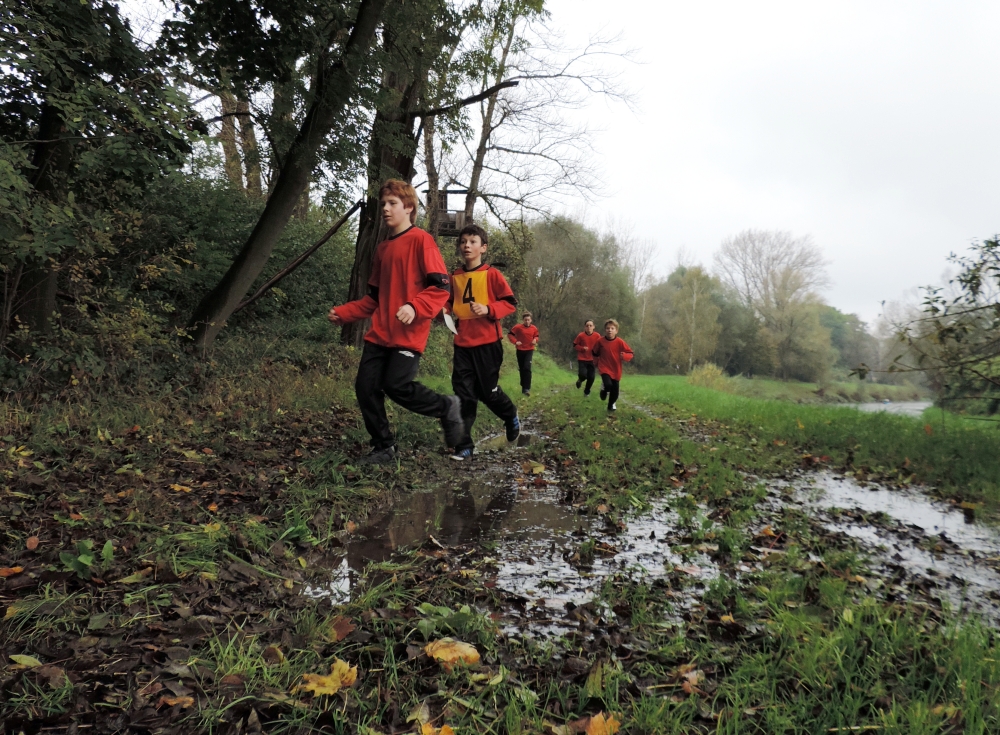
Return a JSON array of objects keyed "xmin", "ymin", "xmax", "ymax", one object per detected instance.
[
  {"xmin": 202, "ymin": 447, "xmax": 214, "ymax": 455},
  {"xmin": 220, "ymin": 674, "xmax": 245, "ymax": 687},
  {"xmin": 169, "ymin": 484, "xmax": 192, "ymax": 493},
  {"xmin": 0, "ymin": 566, "xmax": 24, "ymax": 578},
  {"xmin": 345, "ymin": 520, "xmax": 358, "ymax": 534},
  {"xmin": 157, "ymin": 695, "xmax": 195, "ymax": 709},
  {"xmin": 262, "ymin": 645, "xmax": 285, "ymax": 665},
  {"xmin": 425, "ymin": 638, "xmax": 480, "ymax": 672},
  {"xmin": 293, "ymin": 659, "xmax": 357, "ymax": 696},
  {"xmin": 674, "ymin": 565, "xmax": 701, "ymax": 575},
  {"xmin": 327, "ymin": 616, "xmax": 356, "ymax": 642},
  {"xmin": 26, "ymin": 536, "xmax": 39, "ymax": 550},
  {"xmin": 207, "ymin": 502, "xmax": 218, "ymax": 512},
  {"xmin": 760, "ymin": 525, "xmax": 777, "ymax": 538},
  {"xmin": 592, "ymin": 441, "xmax": 600, "ymax": 450}
]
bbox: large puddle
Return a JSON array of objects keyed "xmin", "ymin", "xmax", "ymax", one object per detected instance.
[
  {"xmin": 784, "ymin": 471, "xmax": 1000, "ymax": 621},
  {"xmin": 308, "ymin": 435, "xmax": 1000, "ymax": 632},
  {"xmin": 850, "ymin": 401, "xmax": 933, "ymax": 417}
]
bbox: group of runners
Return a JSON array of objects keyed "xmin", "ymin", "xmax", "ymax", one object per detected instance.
[{"xmin": 329, "ymin": 179, "xmax": 633, "ymax": 465}]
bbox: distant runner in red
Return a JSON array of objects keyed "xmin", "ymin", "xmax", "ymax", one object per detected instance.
[
  {"xmin": 446, "ymin": 223, "xmax": 521, "ymax": 461},
  {"xmin": 591, "ymin": 318, "xmax": 634, "ymax": 412},
  {"xmin": 572, "ymin": 319, "xmax": 601, "ymax": 396},
  {"xmin": 507, "ymin": 312, "xmax": 539, "ymax": 395},
  {"xmin": 328, "ymin": 179, "xmax": 464, "ymax": 465}
]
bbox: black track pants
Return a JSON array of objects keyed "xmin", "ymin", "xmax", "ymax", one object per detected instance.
[
  {"xmin": 516, "ymin": 350, "xmax": 533, "ymax": 391},
  {"xmin": 577, "ymin": 360, "xmax": 596, "ymax": 394},
  {"xmin": 355, "ymin": 341, "xmax": 449, "ymax": 450},
  {"xmin": 452, "ymin": 341, "xmax": 518, "ymax": 451},
  {"xmin": 601, "ymin": 372, "xmax": 620, "ymax": 409}
]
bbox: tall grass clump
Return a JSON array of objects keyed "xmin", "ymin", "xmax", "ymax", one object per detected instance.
[{"xmin": 687, "ymin": 363, "xmax": 730, "ymax": 392}]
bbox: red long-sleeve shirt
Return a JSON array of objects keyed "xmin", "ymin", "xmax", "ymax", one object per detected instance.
[
  {"xmin": 591, "ymin": 335, "xmax": 633, "ymax": 380},
  {"xmin": 332, "ymin": 226, "xmax": 449, "ymax": 353},
  {"xmin": 448, "ymin": 263, "xmax": 518, "ymax": 348},
  {"xmin": 573, "ymin": 331, "xmax": 602, "ymax": 362},
  {"xmin": 508, "ymin": 323, "xmax": 539, "ymax": 351}
]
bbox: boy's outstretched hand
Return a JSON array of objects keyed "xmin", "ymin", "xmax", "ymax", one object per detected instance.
[
  {"xmin": 328, "ymin": 307, "xmax": 341, "ymax": 324},
  {"xmin": 396, "ymin": 304, "xmax": 416, "ymax": 324}
]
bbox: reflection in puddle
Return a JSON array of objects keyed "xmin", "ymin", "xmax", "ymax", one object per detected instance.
[
  {"xmin": 850, "ymin": 401, "xmax": 932, "ymax": 417},
  {"xmin": 790, "ymin": 471, "xmax": 1000, "ymax": 621}
]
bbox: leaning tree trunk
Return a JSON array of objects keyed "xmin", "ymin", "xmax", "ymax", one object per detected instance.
[{"xmin": 187, "ymin": 0, "xmax": 387, "ymax": 351}]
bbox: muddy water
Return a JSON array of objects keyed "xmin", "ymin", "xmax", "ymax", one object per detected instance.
[{"xmin": 785, "ymin": 471, "xmax": 1000, "ymax": 621}]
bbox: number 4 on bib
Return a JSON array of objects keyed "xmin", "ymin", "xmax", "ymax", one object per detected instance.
[{"xmin": 451, "ymin": 270, "xmax": 490, "ymax": 319}]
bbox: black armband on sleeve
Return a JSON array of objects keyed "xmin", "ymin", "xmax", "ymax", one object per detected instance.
[
  {"xmin": 367, "ymin": 285, "xmax": 379, "ymax": 302},
  {"xmin": 426, "ymin": 273, "xmax": 449, "ymax": 290},
  {"xmin": 500, "ymin": 295, "xmax": 518, "ymax": 306}
]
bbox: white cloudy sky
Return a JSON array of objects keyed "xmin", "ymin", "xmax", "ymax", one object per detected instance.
[{"xmin": 542, "ymin": 0, "xmax": 1000, "ymax": 322}]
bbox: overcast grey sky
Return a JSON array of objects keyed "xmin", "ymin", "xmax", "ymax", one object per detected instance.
[{"xmin": 544, "ymin": 0, "xmax": 1000, "ymax": 322}]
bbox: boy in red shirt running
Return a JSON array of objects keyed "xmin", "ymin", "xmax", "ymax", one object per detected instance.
[
  {"xmin": 328, "ymin": 179, "xmax": 464, "ymax": 465},
  {"xmin": 446, "ymin": 224, "xmax": 521, "ymax": 460},
  {"xmin": 572, "ymin": 319, "xmax": 601, "ymax": 396},
  {"xmin": 591, "ymin": 318, "xmax": 634, "ymax": 412},
  {"xmin": 507, "ymin": 312, "xmax": 539, "ymax": 395}
]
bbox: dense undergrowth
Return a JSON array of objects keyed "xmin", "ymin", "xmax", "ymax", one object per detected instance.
[{"xmin": 2, "ymin": 343, "xmax": 999, "ymax": 733}]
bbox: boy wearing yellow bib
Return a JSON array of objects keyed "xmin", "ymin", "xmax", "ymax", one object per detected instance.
[{"xmin": 446, "ymin": 224, "xmax": 520, "ymax": 460}]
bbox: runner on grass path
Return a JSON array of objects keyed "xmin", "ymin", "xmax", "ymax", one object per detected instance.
[{"xmin": 508, "ymin": 312, "xmax": 539, "ymax": 396}]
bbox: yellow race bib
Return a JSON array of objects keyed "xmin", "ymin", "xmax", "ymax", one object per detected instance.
[{"xmin": 451, "ymin": 269, "xmax": 490, "ymax": 320}]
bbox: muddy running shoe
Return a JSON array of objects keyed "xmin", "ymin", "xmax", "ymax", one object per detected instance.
[
  {"xmin": 356, "ymin": 445, "xmax": 397, "ymax": 466},
  {"xmin": 608, "ymin": 403, "xmax": 617, "ymax": 412},
  {"xmin": 505, "ymin": 414, "xmax": 521, "ymax": 443},
  {"xmin": 440, "ymin": 395, "xmax": 465, "ymax": 448},
  {"xmin": 575, "ymin": 379, "xmax": 582, "ymax": 389},
  {"xmin": 522, "ymin": 389, "xmax": 531, "ymax": 396},
  {"xmin": 600, "ymin": 389, "xmax": 607, "ymax": 400},
  {"xmin": 450, "ymin": 447, "xmax": 474, "ymax": 461}
]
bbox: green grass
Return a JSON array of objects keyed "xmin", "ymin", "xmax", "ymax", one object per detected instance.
[{"xmin": 624, "ymin": 374, "xmax": 1000, "ymax": 508}]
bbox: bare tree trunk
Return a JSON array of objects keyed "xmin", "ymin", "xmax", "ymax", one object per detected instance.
[
  {"xmin": 423, "ymin": 115, "xmax": 441, "ymax": 238},
  {"xmin": 236, "ymin": 98, "xmax": 263, "ymax": 197},
  {"xmin": 187, "ymin": 0, "xmax": 388, "ymax": 351},
  {"xmin": 464, "ymin": 22, "xmax": 516, "ymax": 222},
  {"xmin": 340, "ymin": 74, "xmax": 424, "ymax": 348},
  {"xmin": 219, "ymin": 91, "xmax": 244, "ymax": 190},
  {"xmin": 14, "ymin": 101, "xmax": 72, "ymax": 333},
  {"xmin": 293, "ymin": 181, "xmax": 310, "ymax": 220},
  {"xmin": 688, "ymin": 283, "xmax": 698, "ymax": 373}
]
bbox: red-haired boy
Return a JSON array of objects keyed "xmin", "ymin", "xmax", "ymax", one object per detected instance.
[
  {"xmin": 446, "ymin": 224, "xmax": 521, "ymax": 460},
  {"xmin": 591, "ymin": 318, "xmax": 633, "ymax": 412},
  {"xmin": 507, "ymin": 312, "xmax": 539, "ymax": 396},
  {"xmin": 572, "ymin": 319, "xmax": 601, "ymax": 395},
  {"xmin": 328, "ymin": 179, "xmax": 464, "ymax": 464}
]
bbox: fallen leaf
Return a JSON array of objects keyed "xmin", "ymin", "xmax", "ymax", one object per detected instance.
[
  {"xmin": 262, "ymin": 645, "xmax": 285, "ymax": 664},
  {"xmin": 118, "ymin": 568, "xmax": 153, "ymax": 584},
  {"xmin": 345, "ymin": 520, "xmax": 358, "ymax": 534},
  {"xmin": 207, "ymin": 502, "xmax": 218, "ymax": 512},
  {"xmin": 220, "ymin": 674, "xmax": 245, "ymax": 687},
  {"xmin": 0, "ymin": 566, "xmax": 24, "ymax": 578},
  {"xmin": 26, "ymin": 536, "xmax": 39, "ymax": 550},
  {"xmin": 202, "ymin": 522, "xmax": 221, "ymax": 533},
  {"xmin": 425, "ymin": 638, "xmax": 480, "ymax": 672},
  {"xmin": 293, "ymin": 659, "xmax": 357, "ymax": 696},
  {"xmin": 586, "ymin": 712, "xmax": 621, "ymax": 735},
  {"xmin": 202, "ymin": 447, "xmax": 214, "ymax": 455},
  {"xmin": 760, "ymin": 525, "xmax": 777, "ymax": 538},
  {"xmin": 720, "ymin": 614, "xmax": 735, "ymax": 624},
  {"xmin": 169, "ymin": 484, "xmax": 192, "ymax": 493},
  {"xmin": 10, "ymin": 654, "xmax": 43, "ymax": 667},
  {"xmin": 157, "ymin": 695, "xmax": 195, "ymax": 709},
  {"xmin": 422, "ymin": 725, "xmax": 456, "ymax": 735},
  {"xmin": 674, "ymin": 565, "xmax": 701, "ymax": 575},
  {"xmin": 924, "ymin": 423, "xmax": 933, "ymax": 435},
  {"xmin": 592, "ymin": 441, "xmax": 600, "ymax": 450},
  {"xmin": 327, "ymin": 616, "xmax": 356, "ymax": 642}
]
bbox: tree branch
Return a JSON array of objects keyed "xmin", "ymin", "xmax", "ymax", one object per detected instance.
[{"xmin": 416, "ymin": 80, "xmax": 519, "ymax": 118}]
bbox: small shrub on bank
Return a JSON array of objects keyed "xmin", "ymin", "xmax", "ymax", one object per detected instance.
[{"xmin": 688, "ymin": 362, "xmax": 730, "ymax": 392}]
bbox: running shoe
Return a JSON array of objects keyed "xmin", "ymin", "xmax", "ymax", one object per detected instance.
[
  {"xmin": 440, "ymin": 395, "xmax": 465, "ymax": 448},
  {"xmin": 522, "ymin": 389, "xmax": 531, "ymax": 396},
  {"xmin": 575, "ymin": 379, "xmax": 582, "ymax": 389},
  {"xmin": 505, "ymin": 414, "xmax": 521, "ymax": 443},
  {"xmin": 450, "ymin": 448, "xmax": 474, "ymax": 461},
  {"xmin": 356, "ymin": 445, "xmax": 398, "ymax": 466}
]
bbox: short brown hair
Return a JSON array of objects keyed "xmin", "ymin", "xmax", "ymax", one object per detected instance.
[
  {"xmin": 456, "ymin": 223, "xmax": 489, "ymax": 250},
  {"xmin": 522, "ymin": 311, "xmax": 532, "ymax": 319},
  {"xmin": 379, "ymin": 179, "xmax": 418, "ymax": 224},
  {"xmin": 584, "ymin": 319, "xmax": 595, "ymax": 325},
  {"xmin": 604, "ymin": 318, "xmax": 619, "ymax": 329}
]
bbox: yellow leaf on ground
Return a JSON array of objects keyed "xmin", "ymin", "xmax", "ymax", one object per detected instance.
[
  {"xmin": 169, "ymin": 484, "xmax": 192, "ymax": 493},
  {"xmin": 10, "ymin": 654, "xmax": 43, "ymax": 667},
  {"xmin": 293, "ymin": 659, "xmax": 357, "ymax": 696},
  {"xmin": 425, "ymin": 638, "xmax": 480, "ymax": 672},
  {"xmin": 720, "ymin": 614, "xmax": 735, "ymax": 624},
  {"xmin": 421, "ymin": 724, "xmax": 456, "ymax": 735},
  {"xmin": 586, "ymin": 712, "xmax": 621, "ymax": 735},
  {"xmin": 157, "ymin": 695, "xmax": 195, "ymax": 708},
  {"xmin": 0, "ymin": 566, "xmax": 24, "ymax": 577}
]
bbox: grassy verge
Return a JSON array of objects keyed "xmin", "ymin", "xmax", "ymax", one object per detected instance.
[
  {"xmin": 3, "ymin": 346, "xmax": 999, "ymax": 733},
  {"xmin": 721, "ymin": 375, "xmax": 926, "ymax": 405},
  {"xmin": 624, "ymin": 374, "xmax": 1000, "ymax": 509}
]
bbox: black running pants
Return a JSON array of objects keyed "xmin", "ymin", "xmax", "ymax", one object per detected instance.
[
  {"xmin": 516, "ymin": 350, "xmax": 533, "ymax": 391},
  {"xmin": 355, "ymin": 342, "xmax": 448, "ymax": 450},
  {"xmin": 600, "ymin": 373, "xmax": 620, "ymax": 409},
  {"xmin": 577, "ymin": 360, "xmax": 595, "ymax": 394},
  {"xmin": 452, "ymin": 341, "xmax": 518, "ymax": 451}
]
